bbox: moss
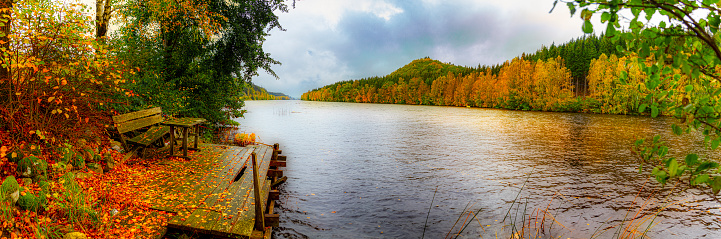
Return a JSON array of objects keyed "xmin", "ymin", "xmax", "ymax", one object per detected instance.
[
  {"xmin": 17, "ymin": 156, "xmax": 47, "ymax": 178},
  {"xmin": 1, "ymin": 176, "xmax": 19, "ymax": 201},
  {"xmin": 17, "ymin": 189, "xmax": 39, "ymax": 211},
  {"xmin": 72, "ymin": 153, "xmax": 85, "ymax": 168}
]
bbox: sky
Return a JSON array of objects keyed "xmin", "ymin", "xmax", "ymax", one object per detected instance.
[{"xmin": 251, "ymin": 0, "xmax": 605, "ymax": 98}]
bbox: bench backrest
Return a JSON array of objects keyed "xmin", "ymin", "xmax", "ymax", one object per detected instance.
[{"xmin": 112, "ymin": 107, "xmax": 164, "ymax": 134}]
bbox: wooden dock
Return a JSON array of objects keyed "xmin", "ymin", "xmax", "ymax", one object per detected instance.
[{"xmin": 144, "ymin": 143, "xmax": 286, "ymax": 238}]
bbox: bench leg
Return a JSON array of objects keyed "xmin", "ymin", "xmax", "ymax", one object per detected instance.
[
  {"xmin": 169, "ymin": 125, "xmax": 175, "ymax": 157},
  {"xmin": 193, "ymin": 124, "xmax": 200, "ymax": 149},
  {"xmin": 183, "ymin": 126, "xmax": 189, "ymax": 158}
]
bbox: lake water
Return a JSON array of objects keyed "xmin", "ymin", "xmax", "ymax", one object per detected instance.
[{"xmin": 234, "ymin": 100, "xmax": 721, "ymax": 238}]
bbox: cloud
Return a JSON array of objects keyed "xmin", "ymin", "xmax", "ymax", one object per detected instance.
[{"xmin": 248, "ymin": 0, "xmax": 599, "ymax": 98}]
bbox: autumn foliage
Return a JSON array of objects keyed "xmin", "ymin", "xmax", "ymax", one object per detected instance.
[
  {"xmin": 303, "ymin": 57, "xmax": 579, "ymax": 112},
  {"xmin": 0, "ymin": 1, "xmax": 130, "ymax": 145}
]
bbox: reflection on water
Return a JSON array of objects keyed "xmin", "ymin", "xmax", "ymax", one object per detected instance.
[{"xmin": 236, "ymin": 100, "xmax": 721, "ymax": 238}]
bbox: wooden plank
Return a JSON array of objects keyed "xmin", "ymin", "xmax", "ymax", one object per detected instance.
[
  {"xmin": 112, "ymin": 107, "xmax": 162, "ymax": 123},
  {"xmin": 211, "ymin": 146, "xmax": 270, "ymax": 236},
  {"xmin": 179, "ymin": 147, "xmax": 253, "ymax": 233},
  {"xmin": 268, "ymin": 169, "xmax": 283, "ymax": 178},
  {"xmin": 268, "ymin": 190, "xmax": 279, "ymax": 200},
  {"xmin": 163, "ymin": 117, "xmax": 207, "ymax": 127},
  {"xmin": 128, "ymin": 125, "xmax": 170, "ymax": 146},
  {"xmin": 167, "ymin": 146, "xmax": 245, "ymax": 231},
  {"xmin": 147, "ymin": 145, "xmax": 224, "ymax": 212},
  {"xmin": 117, "ymin": 114, "xmax": 164, "ymax": 134},
  {"xmin": 231, "ymin": 175, "xmax": 272, "ymax": 236},
  {"xmin": 252, "ymin": 152, "xmax": 265, "ymax": 231},
  {"xmin": 229, "ymin": 146, "xmax": 274, "ymax": 236},
  {"xmin": 270, "ymin": 160, "xmax": 286, "ymax": 167},
  {"xmin": 264, "ymin": 214, "xmax": 279, "ymax": 228},
  {"xmin": 151, "ymin": 145, "xmax": 230, "ymax": 211},
  {"xmin": 276, "ymin": 155, "xmax": 286, "ymax": 161}
]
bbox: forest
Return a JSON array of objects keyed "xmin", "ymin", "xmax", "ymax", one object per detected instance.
[
  {"xmin": 301, "ymin": 34, "xmax": 686, "ymax": 115},
  {"xmin": 241, "ymin": 83, "xmax": 291, "ymax": 100}
]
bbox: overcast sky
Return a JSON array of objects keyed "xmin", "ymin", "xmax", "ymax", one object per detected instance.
[{"xmin": 250, "ymin": 0, "xmax": 605, "ymax": 98}]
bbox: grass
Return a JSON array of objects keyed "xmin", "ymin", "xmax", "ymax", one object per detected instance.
[{"xmin": 435, "ymin": 177, "xmax": 679, "ymax": 239}]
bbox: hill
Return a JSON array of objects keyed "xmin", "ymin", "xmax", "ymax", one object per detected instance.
[{"xmin": 242, "ymin": 82, "xmax": 291, "ymax": 100}]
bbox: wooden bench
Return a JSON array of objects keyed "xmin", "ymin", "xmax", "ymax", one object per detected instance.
[{"xmin": 112, "ymin": 107, "xmax": 170, "ymax": 158}]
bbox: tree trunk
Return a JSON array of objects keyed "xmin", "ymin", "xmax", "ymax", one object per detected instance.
[{"xmin": 96, "ymin": 0, "xmax": 112, "ymax": 40}]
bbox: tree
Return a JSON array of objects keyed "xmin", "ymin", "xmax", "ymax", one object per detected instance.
[
  {"xmin": 557, "ymin": 0, "xmax": 721, "ymax": 195},
  {"xmin": 116, "ymin": 0, "xmax": 290, "ymax": 125},
  {"xmin": 96, "ymin": 0, "xmax": 114, "ymax": 40}
]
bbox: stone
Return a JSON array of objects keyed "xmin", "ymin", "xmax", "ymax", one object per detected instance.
[
  {"xmin": 110, "ymin": 141, "xmax": 123, "ymax": 152},
  {"xmin": 74, "ymin": 172, "xmax": 92, "ymax": 180},
  {"xmin": 20, "ymin": 177, "xmax": 32, "ymax": 185},
  {"xmin": 87, "ymin": 163, "xmax": 102, "ymax": 175},
  {"xmin": 64, "ymin": 232, "xmax": 87, "ymax": 239},
  {"xmin": 2, "ymin": 176, "xmax": 19, "ymax": 203},
  {"xmin": 76, "ymin": 139, "xmax": 87, "ymax": 150}
]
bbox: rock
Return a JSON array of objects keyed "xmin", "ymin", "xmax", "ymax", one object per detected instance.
[
  {"xmin": 74, "ymin": 172, "xmax": 92, "ymax": 180},
  {"xmin": 17, "ymin": 156, "xmax": 47, "ymax": 178},
  {"xmin": 2, "ymin": 176, "xmax": 19, "ymax": 203},
  {"xmin": 103, "ymin": 152, "xmax": 115, "ymax": 172},
  {"xmin": 20, "ymin": 177, "xmax": 32, "ymax": 185},
  {"xmin": 87, "ymin": 163, "xmax": 102, "ymax": 175},
  {"xmin": 110, "ymin": 141, "xmax": 123, "ymax": 152},
  {"xmin": 64, "ymin": 232, "xmax": 87, "ymax": 239},
  {"xmin": 17, "ymin": 189, "xmax": 39, "ymax": 211},
  {"xmin": 76, "ymin": 139, "xmax": 87, "ymax": 150}
]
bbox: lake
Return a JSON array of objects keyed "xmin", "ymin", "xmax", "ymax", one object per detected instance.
[{"xmin": 235, "ymin": 100, "xmax": 721, "ymax": 238}]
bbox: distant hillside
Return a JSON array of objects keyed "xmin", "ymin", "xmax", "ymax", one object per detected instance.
[
  {"xmin": 301, "ymin": 34, "xmax": 661, "ymax": 115},
  {"xmin": 242, "ymin": 82, "xmax": 290, "ymax": 100}
]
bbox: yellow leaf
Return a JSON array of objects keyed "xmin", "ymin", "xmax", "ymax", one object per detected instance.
[
  {"xmin": 51, "ymin": 110, "xmax": 56, "ymax": 114},
  {"xmin": 64, "ymin": 113, "xmax": 69, "ymax": 119},
  {"xmin": 48, "ymin": 96, "xmax": 55, "ymax": 102}
]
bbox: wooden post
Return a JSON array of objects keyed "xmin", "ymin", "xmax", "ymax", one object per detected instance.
[
  {"xmin": 193, "ymin": 125, "xmax": 200, "ymax": 149},
  {"xmin": 252, "ymin": 152, "xmax": 264, "ymax": 230},
  {"xmin": 182, "ymin": 127, "xmax": 189, "ymax": 157},
  {"xmin": 169, "ymin": 125, "xmax": 175, "ymax": 156}
]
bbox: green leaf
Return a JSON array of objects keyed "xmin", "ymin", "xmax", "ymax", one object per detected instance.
[
  {"xmin": 601, "ymin": 12, "xmax": 610, "ymax": 22},
  {"xmin": 668, "ymin": 158, "xmax": 679, "ymax": 177},
  {"xmin": 639, "ymin": 104, "xmax": 647, "ymax": 113},
  {"xmin": 685, "ymin": 153, "xmax": 699, "ymax": 166},
  {"xmin": 567, "ymin": 2, "xmax": 576, "ymax": 16},
  {"xmin": 606, "ymin": 23, "xmax": 616, "ymax": 36},
  {"xmin": 713, "ymin": 138, "xmax": 720, "ymax": 150},
  {"xmin": 635, "ymin": 139, "xmax": 645, "ymax": 146},
  {"xmin": 651, "ymin": 106, "xmax": 659, "ymax": 118},
  {"xmin": 672, "ymin": 124, "xmax": 683, "ymax": 135},
  {"xmin": 696, "ymin": 161, "xmax": 719, "ymax": 173},
  {"xmin": 582, "ymin": 20, "xmax": 594, "ymax": 34},
  {"xmin": 692, "ymin": 174, "xmax": 709, "ymax": 186},
  {"xmin": 685, "ymin": 85, "xmax": 694, "ymax": 92},
  {"xmin": 712, "ymin": 176, "xmax": 721, "ymax": 194}
]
